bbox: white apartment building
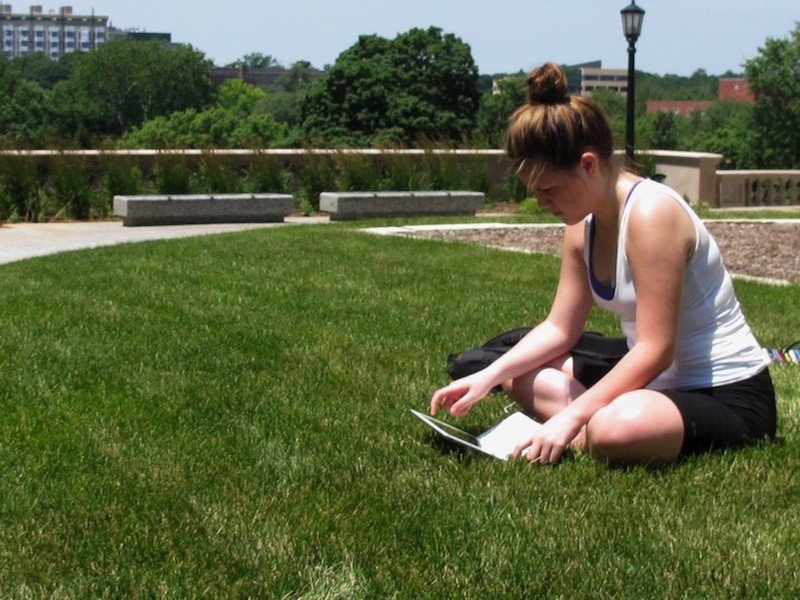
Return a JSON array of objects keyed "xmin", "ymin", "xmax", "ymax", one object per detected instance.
[{"xmin": 1, "ymin": 5, "xmax": 107, "ymax": 60}]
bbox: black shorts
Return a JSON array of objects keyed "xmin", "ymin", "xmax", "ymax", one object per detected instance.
[
  {"xmin": 663, "ymin": 368, "xmax": 776, "ymax": 455},
  {"xmin": 569, "ymin": 333, "xmax": 777, "ymax": 456}
]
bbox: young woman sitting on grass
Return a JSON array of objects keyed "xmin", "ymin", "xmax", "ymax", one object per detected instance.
[{"xmin": 429, "ymin": 62, "xmax": 776, "ymax": 465}]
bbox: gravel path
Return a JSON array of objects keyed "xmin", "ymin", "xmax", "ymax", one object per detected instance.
[{"xmin": 404, "ymin": 221, "xmax": 800, "ymax": 285}]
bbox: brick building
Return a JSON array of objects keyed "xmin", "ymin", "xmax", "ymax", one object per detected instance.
[
  {"xmin": 718, "ymin": 78, "xmax": 755, "ymax": 103},
  {"xmin": 647, "ymin": 78, "xmax": 755, "ymax": 116}
]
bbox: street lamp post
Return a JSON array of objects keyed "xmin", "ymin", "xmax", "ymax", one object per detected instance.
[{"xmin": 621, "ymin": 1, "xmax": 645, "ymax": 167}]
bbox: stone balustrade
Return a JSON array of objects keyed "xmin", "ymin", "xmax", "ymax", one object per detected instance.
[{"xmin": 716, "ymin": 171, "xmax": 800, "ymax": 208}]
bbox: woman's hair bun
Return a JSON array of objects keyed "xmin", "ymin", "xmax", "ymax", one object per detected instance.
[{"xmin": 526, "ymin": 62, "xmax": 570, "ymax": 105}]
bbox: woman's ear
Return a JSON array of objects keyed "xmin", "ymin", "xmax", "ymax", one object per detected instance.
[{"xmin": 579, "ymin": 152, "xmax": 600, "ymax": 177}]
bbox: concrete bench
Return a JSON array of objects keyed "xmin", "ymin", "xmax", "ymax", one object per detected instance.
[
  {"xmin": 319, "ymin": 191, "xmax": 485, "ymax": 221},
  {"xmin": 113, "ymin": 194, "xmax": 295, "ymax": 227}
]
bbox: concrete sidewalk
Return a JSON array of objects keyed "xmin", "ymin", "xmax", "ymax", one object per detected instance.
[{"xmin": 0, "ymin": 217, "xmax": 329, "ymax": 266}]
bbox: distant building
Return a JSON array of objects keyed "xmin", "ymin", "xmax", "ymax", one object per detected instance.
[
  {"xmin": 563, "ymin": 62, "xmax": 630, "ymax": 97},
  {"xmin": 491, "ymin": 61, "xmax": 625, "ymax": 97},
  {"xmin": 0, "ymin": 4, "xmax": 107, "ymax": 60},
  {"xmin": 645, "ymin": 101, "xmax": 715, "ymax": 117},
  {"xmin": 210, "ymin": 64, "xmax": 286, "ymax": 88},
  {"xmin": 578, "ymin": 66, "xmax": 629, "ymax": 96},
  {"xmin": 718, "ymin": 78, "xmax": 755, "ymax": 103},
  {"xmin": 108, "ymin": 30, "xmax": 172, "ymax": 44},
  {"xmin": 647, "ymin": 78, "xmax": 755, "ymax": 117},
  {"xmin": 211, "ymin": 63, "xmax": 325, "ymax": 90}
]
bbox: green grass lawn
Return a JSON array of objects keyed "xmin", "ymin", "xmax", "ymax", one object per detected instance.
[{"xmin": 0, "ymin": 223, "xmax": 798, "ymax": 598}]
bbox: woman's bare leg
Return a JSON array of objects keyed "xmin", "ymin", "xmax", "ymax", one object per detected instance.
[
  {"xmin": 502, "ymin": 355, "xmax": 590, "ymax": 448},
  {"xmin": 502, "ymin": 355, "xmax": 585, "ymax": 419},
  {"xmin": 503, "ymin": 359, "xmax": 684, "ymax": 462},
  {"xmin": 585, "ymin": 390, "xmax": 684, "ymax": 463}
]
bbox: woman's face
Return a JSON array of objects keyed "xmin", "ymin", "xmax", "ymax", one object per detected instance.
[{"xmin": 519, "ymin": 165, "xmax": 592, "ymax": 225}]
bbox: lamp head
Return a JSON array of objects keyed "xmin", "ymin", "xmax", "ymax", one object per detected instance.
[{"xmin": 621, "ymin": 1, "xmax": 645, "ymax": 42}]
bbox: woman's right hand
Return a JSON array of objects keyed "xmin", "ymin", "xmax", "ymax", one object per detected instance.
[{"xmin": 429, "ymin": 372, "xmax": 496, "ymax": 417}]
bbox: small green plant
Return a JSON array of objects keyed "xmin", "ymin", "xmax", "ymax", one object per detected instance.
[
  {"xmin": 297, "ymin": 195, "xmax": 315, "ymax": 216},
  {"xmin": 32, "ymin": 189, "xmax": 52, "ymax": 222}
]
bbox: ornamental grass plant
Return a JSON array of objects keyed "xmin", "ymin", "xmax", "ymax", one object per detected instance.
[{"xmin": 0, "ymin": 224, "xmax": 798, "ymax": 598}]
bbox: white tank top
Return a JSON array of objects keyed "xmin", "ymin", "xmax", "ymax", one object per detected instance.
[{"xmin": 584, "ymin": 178, "xmax": 769, "ymax": 390}]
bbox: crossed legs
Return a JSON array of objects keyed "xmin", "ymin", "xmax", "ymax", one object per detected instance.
[{"xmin": 502, "ymin": 355, "xmax": 685, "ymax": 464}]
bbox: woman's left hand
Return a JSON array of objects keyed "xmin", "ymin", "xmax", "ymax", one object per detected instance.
[{"xmin": 512, "ymin": 408, "xmax": 585, "ymax": 464}]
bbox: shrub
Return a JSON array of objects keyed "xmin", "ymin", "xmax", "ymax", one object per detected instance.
[
  {"xmin": 51, "ymin": 154, "xmax": 93, "ymax": 220},
  {"xmin": 154, "ymin": 154, "xmax": 192, "ymax": 195},
  {"xmin": 297, "ymin": 150, "xmax": 336, "ymax": 213},
  {"xmin": 242, "ymin": 151, "xmax": 293, "ymax": 194},
  {"xmin": 100, "ymin": 154, "xmax": 143, "ymax": 215},
  {"xmin": 334, "ymin": 151, "xmax": 383, "ymax": 192},
  {"xmin": 195, "ymin": 153, "xmax": 242, "ymax": 194},
  {"xmin": 0, "ymin": 155, "xmax": 47, "ymax": 221},
  {"xmin": 51, "ymin": 159, "xmax": 92, "ymax": 219},
  {"xmin": 424, "ymin": 150, "xmax": 464, "ymax": 191},
  {"xmin": 379, "ymin": 151, "xmax": 429, "ymax": 191}
]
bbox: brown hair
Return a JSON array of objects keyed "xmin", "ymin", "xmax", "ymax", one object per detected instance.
[{"xmin": 504, "ymin": 63, "xmax": 615, "ymax": 185}]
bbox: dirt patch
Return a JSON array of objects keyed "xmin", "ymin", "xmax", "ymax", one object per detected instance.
[{"xmin": 406, "ymin": 221, "xmax": 800, "ymax": 284}]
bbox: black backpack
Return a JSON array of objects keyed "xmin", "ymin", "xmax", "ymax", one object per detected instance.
[
  {"xmin": 446, "ymin": 328, "xmax": 628, "ymax": 382},
  {"xmin": 446, "ymin": 327, "xmax": 533, "ymax": 381}
]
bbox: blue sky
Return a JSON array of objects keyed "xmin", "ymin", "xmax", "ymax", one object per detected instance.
[{"xmin": 50, "ymin": 0, "xmax": 799, "ymax": 76}]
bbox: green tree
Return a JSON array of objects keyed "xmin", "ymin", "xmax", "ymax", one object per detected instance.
[
  {"xmin": 744, "ymin": 24, "xmax": 800, "ymax": 168},
  {"xmin": 228, "ymin": 52, "xmax": 281, "ymax": 69},
  {"xmin": 119, "ymin": 79, "xmax": 288, "ymax": 149},
  {"xmin": 254, "ymin": 91, "xmax": 302, "ymax": 128},
  {"xmin": 217, "ymin": 78, "xmax": 267, "ymax": 114},
  {"xmin": 6, "ymin": 52, "xmax": 76, "ymax": 89},
  {"xmin": 640, "ymin": 109, "xmax": 680, "ymax": 151},
  {"xmin": 49, "ymin": 40, "xmax": 215, "ymax": 141},
  {"xmin": 276, "ymin": 60, "xmax": 316, "ymax": 93},
  {"xmin": 244, "ymin": 61, "xmax": 319, "ymax": 134},
  {"xmin": 0, "ymin": 60, "xmax": 51, "ymax": 146},
  {"xmin": 300, "ymin": 27, "xmax": 480, "ymax": 146},
  {"xmin": 637, "ymin": 69, "xmax": 719, "ymax": 104},
  {"xmin": 590, "ymin": 88, "xmax": 627, "ymax": 149},
  {"xmin": 689, "ymin": 102, "xmax": 757, "ymax": 169},
  {"xmin": 473, "ymin": 74, "xmax": 525, "ymax": 147}
]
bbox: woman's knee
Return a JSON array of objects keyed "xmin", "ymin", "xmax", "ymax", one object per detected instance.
[
  {"xmin": 503, "ymin": 365, "xmax": 584, "ymax": 419},
  {"xmin": 585, "ymin": 392, "xmax": 684, "ymax": 463},
  {"xmin": 586, "ymin": 399, "xmax": 647, "ymax": 450}
]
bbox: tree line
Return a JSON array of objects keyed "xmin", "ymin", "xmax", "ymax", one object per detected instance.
[{"xmin": 1, "ymin": 24, "xmax": 799, "ymax": 170}]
